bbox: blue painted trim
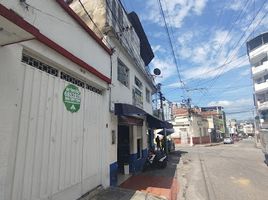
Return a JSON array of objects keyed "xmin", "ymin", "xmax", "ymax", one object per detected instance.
[
  {"xmin": 109, "ymin": 162, "xmax": 118, "ymax": 186},
  {"xmin": 129, "ymin": 148, "xmax": 148, "ymax": 173}
]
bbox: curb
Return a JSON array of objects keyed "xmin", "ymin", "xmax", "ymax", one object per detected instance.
[{"xmin": 204, "ymin": 142, "xmax": 223, "ymax": 147}]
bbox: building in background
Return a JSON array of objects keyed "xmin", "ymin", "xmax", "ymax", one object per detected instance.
[
  {"xmin": 228, "ymin": 119, "xmax": 238, "ymax": 137},
  {"xmin": 247, "ymin": 32, "xmax": 268, "ymax": 146},
  {"xmin": 199, "ymin": 106, "xmax": 227, "ymax": 141},
  {"xmin": 239, "ymin": 122, "xmax": 254, "ymax": 136},
  {"xmin": 171, "ymin": 106, "xmax": 210, "ymax": 145}
]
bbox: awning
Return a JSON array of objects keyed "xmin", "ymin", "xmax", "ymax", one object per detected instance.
[
  {"xmin": 157, "ymin": 128, "xmax": 175, "ymax": 136},
  {"xmin": 147, "ymin": 114, "xmax": 173, "ymax": 129},
  {"xmin": 114, "ymin": 103, "xmax": 173, "ymax": 129},
  {"xmin": 115, "ymin": 103, "xmax": 147, "ymax": 116}
]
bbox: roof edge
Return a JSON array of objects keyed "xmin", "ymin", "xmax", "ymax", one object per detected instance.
[{"xmin": 56, "ymin": 0, "xmax": 112, "ymax": 55}]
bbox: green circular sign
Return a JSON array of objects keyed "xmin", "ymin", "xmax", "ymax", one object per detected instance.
[{"xmin": 63, "ymin": 84, "xmax": 81, "ymax": 113}]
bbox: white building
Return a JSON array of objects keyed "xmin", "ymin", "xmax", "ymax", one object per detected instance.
[
  {"xmin": 247, "ymin": 32, "xmax": 268, "ymax": 127},
  {"xmin": 0, "ymin": 1, "xmax": 113, "ymax": 200},
  {"xmin": 247, "ymin": 32, "xmax": 268, "ymax": 145},
  {"xmin": 171, "ymin": 108, "xmax": 210, "ymax": 145},
  {"xmin": 68, "ymin": 0, "xmax": 171, "ymax": 186}
]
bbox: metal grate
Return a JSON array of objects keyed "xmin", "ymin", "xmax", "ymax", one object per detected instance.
[
  {"xmin": 21, "ymin": 53, "xmax": 102, "ymax": 95},
  {"xmin": 22, "ymin": 53, "xmax": 59, "ymax": 77},
  {"xmin": 60, "ymin": 72, "xmax": 85, "ymax": 88},
  {"xmin": 85, "ymin": 84, "xmax": 102, "ymax": 95},
  {"xmin": 61, "ymin": 72, "xmax": 102, "ymax": 95}
]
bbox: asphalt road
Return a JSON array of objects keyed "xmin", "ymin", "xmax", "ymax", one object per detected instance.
[{"xmin": 177, "ymin": 139, "xmax": 268, "ymax": 200}]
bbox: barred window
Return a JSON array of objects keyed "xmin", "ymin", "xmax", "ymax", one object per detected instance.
[
  {"xmin": 135, "ymin": 76, "xmax": 143, "ymax": 89},
  {"xmin": 86, "ymin": 84, "xmax": 102, "ymax": 95},
  {"xmin": 146, "ymin": 88, "xmax": 150, "ymax": 103},
  {"xmin": 21, "ymin": 53, "xmax": 58, "ymax": 77},
  {"xmin": 117, "ymin": 59, "xmax": 129, "ymax": 87},
  {"xmin": 61, "ymin": 72, "xmax": 102, "ymax": 95},
  {"xmin": 60, "ymin": 72, "xmax": 85, "ymax": 88},
  {"xmin": 21, "ymin": 53, "xmax": 102, "ymax": 95}
]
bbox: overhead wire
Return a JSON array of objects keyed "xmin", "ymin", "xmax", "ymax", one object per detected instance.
[
  {"xmin": 190, "ymin": 0, "xmax": 251, "ymax": 88},
  {"xmin": 77, "ymin": 0, "xmax": 104, "ymax": 37},
  {"xmin": 190, "ymin": 0, "xmax": 264, "ymax": 91},
  {"xmin": 196, "ymin": 0, "xmax": 268, "ymax": 106},
  {"xmin": 157, "ymin": 0, "xmax": 186, "ymax": 92}
]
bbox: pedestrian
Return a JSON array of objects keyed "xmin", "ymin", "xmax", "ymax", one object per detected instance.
[
  {"xmin": 161, "ymin": 136, "xmax": 167, "ymax": 153},
  {"xmin": 155, "ymin": 135, "xmax": 161, "ymax": 151}
]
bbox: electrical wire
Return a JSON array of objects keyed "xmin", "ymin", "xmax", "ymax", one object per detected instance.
[
  {"xmin": 196, "ymin": 1, "xmax": 268, "ymax": 106},
  {"xmin": 77, "ymin": 0, "xmax": 104, "ymax": 37},
  {"xmin": 157, "ymin": 0, "xmax": 185, "ymax": 91}
]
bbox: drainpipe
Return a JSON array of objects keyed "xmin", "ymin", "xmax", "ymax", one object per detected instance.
[{"xmin": 108, "ymin": 47, "xmax": 114, "ymax": 112}]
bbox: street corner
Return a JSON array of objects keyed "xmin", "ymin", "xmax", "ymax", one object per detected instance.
[{"xmin": 120, "ymin": 175, "xmax": 179, "ymax": 200}]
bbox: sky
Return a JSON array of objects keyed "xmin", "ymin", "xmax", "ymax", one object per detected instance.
[{"xmin": 122, "ymin": 0, "xmax": 268, "ymax": 120}]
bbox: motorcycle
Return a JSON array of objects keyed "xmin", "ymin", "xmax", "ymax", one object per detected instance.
[{"xmin": 143, "ymin": 150, "xmax": 167, "ymax": 171}]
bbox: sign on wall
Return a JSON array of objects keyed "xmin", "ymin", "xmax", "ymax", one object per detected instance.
[{"xmin": 63, "ymin": 84, "xmax": 81, "ymax": 113}]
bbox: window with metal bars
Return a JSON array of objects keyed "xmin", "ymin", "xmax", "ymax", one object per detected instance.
[
  {"xmin": 22, "ymin": 53, "xmax": 59, "ymax": 77},
  {"xmin": 21, "ymin": 53, "xmax": 102, "ymax": 95},
  {"xmin": 117, "ymin": 59, "xmax": 129, "ymax": 87}
]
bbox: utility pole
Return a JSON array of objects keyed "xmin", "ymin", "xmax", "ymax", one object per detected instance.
[
  {"xmin": 157, "ymin": 83, "xmax": 168, "ymax": 154},
  {"xmin": 182, "ymin": 97, "xmax": 193, "ymax": 146}
]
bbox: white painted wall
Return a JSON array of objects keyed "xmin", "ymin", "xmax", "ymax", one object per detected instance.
[
  {"xmin": 1, "ymin": 0, "xmax": 111, "ymax": 78},
  {"xmin": 0, "ymin": 44, "xmax": 24, "ymax": 200},
  {"xmin": 110, "ymin": 42, "xmax": 154, "ymax": 114},
  {"xmin": 0, "ymin": 39, "xmax": 110, "ymax": 200}
]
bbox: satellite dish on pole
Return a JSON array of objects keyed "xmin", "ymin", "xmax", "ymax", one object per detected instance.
[{"xmin": 153, "ymin": 68, "xmax": 161, "ymax": 76}]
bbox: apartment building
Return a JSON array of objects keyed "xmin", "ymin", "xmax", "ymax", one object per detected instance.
[{"xmin": 68, "ymin": 0, "xmax": 172, "ymax": 186}]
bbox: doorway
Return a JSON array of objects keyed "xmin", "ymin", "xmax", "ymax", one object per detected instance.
[{"xmin": 117, "ymin": 125, "xmax": 130, "ymax": 173}]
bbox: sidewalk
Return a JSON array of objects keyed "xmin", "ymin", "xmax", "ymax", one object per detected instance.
[
  {"xmin": 80, "ymin": 187, "xmax": 166, "ymax": 200},
  {"xmin": 82, "ymin": 151, "xmax": 184, "ymax": 200}
]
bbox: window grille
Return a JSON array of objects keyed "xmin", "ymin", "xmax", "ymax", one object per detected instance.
[
  {"xmin": 60, "ymin": 72, "xmax": 85, "ymax": 88},
  {"xmin": 117, "ymin": 59, "xmax": 129, "ymax": 87},
  {"xmin": 146, "ymin": 88, "xmax": 150, "ymax": 103},
  {"xmin": 21, "ymin": 53, "xmax": 102, "ymax": 95},
  {"xmin": 85, "ymin": 84, "xmax": 102, "ymax": 95},
  {"xmin": 61, "ymin": 72, "xmax": 102, "ymax": 95},
  {"xmin": 22, "ymin": 53, "xmax": 58, "ymax": 77},
  {"xmin": 135, "ymin": 76, "xmax": 143, "ymax": 89}
]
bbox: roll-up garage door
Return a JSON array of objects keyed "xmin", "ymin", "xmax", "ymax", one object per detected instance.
[{"xmin": 11, "ymin": 53, "xmax": 104, "ymax": 200}]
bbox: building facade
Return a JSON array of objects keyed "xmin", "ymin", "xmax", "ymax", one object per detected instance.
[
  {"xmin": 0, "ymin": 1, "xmax": 113, "ymax": 200},
  {"xmin": 247, "ymin": 32, "xmax": 268, "ymax": 142},
  {"xmin": 68, "ymin": 0, "xmax": 171, "ymax": 186},
  {"xmin": 171, "ymin": 107, "xmax": 210, "ymax": 145}
]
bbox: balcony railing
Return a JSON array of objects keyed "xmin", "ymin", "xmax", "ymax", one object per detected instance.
[
  {"xmin": 255, "ymin": 80, "xmax": 268, "ymax": 92},
  {"xmin": 252, "ymin": 61, "xmax": 268, "ymax": 76},
  {"xmin": 258, "ymin": 101, "xmax": 268, "ymax": 110}
]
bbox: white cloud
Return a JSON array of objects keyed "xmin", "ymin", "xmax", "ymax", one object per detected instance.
[
  {"xmin": 207, "ymin": 98, "xmax": 253, "ymax": 109},
  {"xmin": 181, "ymin": 55, "xmax": 249, "ymax": 80},
  {"xmin": 227, "ymin": 0, "xmax": 244, "ymax": 11},
  {"xmin": 163, "ymin": 82, "xmax": 185, "ymax": 88},
  {"xmin": 142, "ymin": 0, "xmax": 208, "ymax": 28},
  {"xmin": 151, "ymin": 45, "xmax": 166, "ymax": 54}
]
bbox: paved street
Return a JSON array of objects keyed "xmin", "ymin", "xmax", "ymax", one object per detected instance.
[{"xmin": 177, "ymin": 139, "xmax": 268, "ymax": 200}]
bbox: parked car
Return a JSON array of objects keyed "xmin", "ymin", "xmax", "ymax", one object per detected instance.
[{"xmin": 224, "ymin": 137, "xmax": 233, "ymax": 144}]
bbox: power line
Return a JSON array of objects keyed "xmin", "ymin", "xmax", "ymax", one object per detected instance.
[
  {"xmin": 193, "ymin": 0, "xmax": 251, "ymax": 86},
  {"xmin": 77, "ymin": 0, "xmax": 104, "ymax": 37},
  {"xmin": 157, "ymin": 0, "xmax": 185, "ymax": 91},
  {"xmin": 197, "ymin": 0, "xmax": 267, "ymax": 92},
  {"xmin": 196, "ymin": 1, "xmax": 268, "ymax": 106}
]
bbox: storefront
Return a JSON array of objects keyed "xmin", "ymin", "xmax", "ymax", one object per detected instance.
[{"xmin": 110, "ymin": 103, "xmax": 172, "ymax": 186}]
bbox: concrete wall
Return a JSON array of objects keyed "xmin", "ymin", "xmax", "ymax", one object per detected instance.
[
  {"xmin": 1, "ymin": 0, "xmax": 111, "ymax": 78},
  {"xmin": 110, "ymin": 44, "xmax": 153, "ymax": 114},
  {"xmin": 0, "ymin": 39, "xmax": 110, "ymax": 200}
]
